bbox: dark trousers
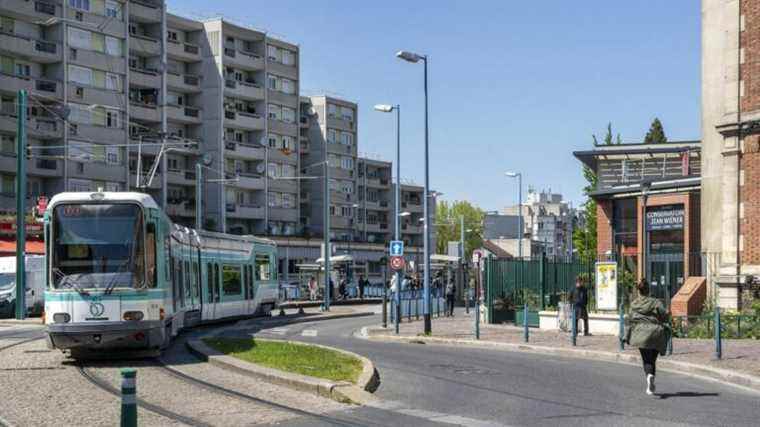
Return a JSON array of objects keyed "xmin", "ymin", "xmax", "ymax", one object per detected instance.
[
  {"xmin": 446, "ymin": 295, "xmax": 455, "ymax": 316},
  {"xmin": 574, "ymin": 306, "xmax": 589, "ymax": 335},
  {"xmin": 359, "ymin": 286, "xmax": 364, "ymax": 299},
  {"xmin": 639, "ymin": 348, "xmax": 659, "ymax": 376}
]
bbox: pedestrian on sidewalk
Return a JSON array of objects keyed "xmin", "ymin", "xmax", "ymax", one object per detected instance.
[
  {"xmin": 445, "ymin": 279, "xmax": 456, "ymax": 317},
  {"xmin": 626, "ymin": 278, "xmax": 671, "ymax": 396},
  {"xmin": 571, "ymin": 277, "xmax": 590, "ymax": 336},
  {"xmin": 358, "ymin": 274, "xmax": 369, "ymax": 300},
  {"xmin": 308, "ymin": 276, "xmax": 318, "ymax": 301}
]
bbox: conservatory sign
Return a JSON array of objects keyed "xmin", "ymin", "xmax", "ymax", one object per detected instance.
[{"xmin": 646, "ymin": 206, "xmax": 684, "ymax": 231}]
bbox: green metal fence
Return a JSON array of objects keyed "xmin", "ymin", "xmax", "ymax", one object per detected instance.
[{"xmin": 485, "ymin": 255, "xmax": 595, "ymax": 325}]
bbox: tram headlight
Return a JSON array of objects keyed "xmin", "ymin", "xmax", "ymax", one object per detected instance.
[
  {"xmin": 123, "ymin": 311, "xmax": 144, "ymax": 321},
  {"xmin": 52, "ymin": 313, "xmax": 71, "ymax": 323}
]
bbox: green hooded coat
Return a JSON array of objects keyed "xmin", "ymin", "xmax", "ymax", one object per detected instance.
[{"xmin": 626, "ymin": 296, "xmax": 670, "ymax": 354}]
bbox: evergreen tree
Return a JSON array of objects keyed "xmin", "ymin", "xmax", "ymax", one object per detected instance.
[{"xmin": 644, "ymin": 118, "xmax": 667, "ymax": 144}]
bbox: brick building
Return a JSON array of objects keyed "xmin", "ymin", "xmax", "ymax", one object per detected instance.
[
  {"xmin": 574, "ymin": 140, "xmax": 701, "ymax": 299},
  {"xmin": 702, "ymin": 0, "xmax": 760, "ymax": 308}
]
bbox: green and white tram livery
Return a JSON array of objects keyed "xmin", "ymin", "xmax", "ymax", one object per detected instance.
[{"xmin": 44, "ymin": 191, "xmax": 278, "ymax": 357}]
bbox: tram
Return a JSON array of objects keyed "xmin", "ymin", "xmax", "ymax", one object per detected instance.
[{"xmin": 43, "ymin": 191, "xmax": 279, "ymax": 357}]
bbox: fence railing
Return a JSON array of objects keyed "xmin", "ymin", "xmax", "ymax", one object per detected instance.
[{"xmin": 390, "ymin": 289, "xmax": 445, "ymax": 322}]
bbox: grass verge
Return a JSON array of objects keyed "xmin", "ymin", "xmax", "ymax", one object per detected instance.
[{"xmin": 203, "ymin": 337, "xmax": 363, "ymax": 383}]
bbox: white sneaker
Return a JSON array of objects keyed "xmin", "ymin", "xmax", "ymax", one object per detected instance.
[{"xmin": 646, "ymin": 374, "xmax": 656, "ymax": 395}]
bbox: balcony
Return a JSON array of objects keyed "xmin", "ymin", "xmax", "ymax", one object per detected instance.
[
  {"xmin": 129, "ymin": 0, "xmax": 162, "ymax": 23},
  {"xmin": 228, "ymin": 204, "xmax": 265, "ymax": 219},
  {"xmin": 72, "ymin": 162, "xmax": 126, "ymax": 182},
  {"xmin": 224, "ymin": 79, "xmax": 264, "ymax": 100},
  {"xmin": 130, "ymin": 102, "xmax": 160, "ymax": 122},
  {"xmin": 269, "ymin": 207, "xmax": 298, "ymax": 223},
  {"xmin": 224, "ymin": 140, "xmax": 265, "ymax": 159},
  {"xmin": 165, "ymin": 201, "xmax": 195, "ymax": 218},
  {"xmin": 222, "ymin": 48, "xmax": 264, "ymax": 70},
  {"xmin": 131, "ymin": 171, "xmax": 162, "ymax": 190},
  {"xmin": 0, "ymin": 31, "xmax": 60, "ymax": 63},
  {"xmin": 129, "ymin": 68, "xmax": 160, "ymax": 88},
  {"xmin": 236, "ymin": 172, "xmax": 265, "ymax": 190},
  {"xmin": 0, "ymin": 155, "xmax": 62, "ymax": 177},
  {"xmin": 167, "ymin": 72, "xmax": 202, "ymax": 92},
  {"xmin": 167, "ymin": 169, "xmax": 196, "ymax": 186},
  {"xmin": 129, "ymin": 34, "xmax": 161, "ymax": 56},
  {"xmin": 69, "ymin": 123, "xmax": 123, "ymax": 143},
  {"xmin": 402, "ymin": 224, "xmax": 423, "ymax": 234},
  {"xmin": 166, "ymin": 104, "xmax": 202, "ymax": 124},
  {"xmin": 64, "ymin": 7, "xmax": 124, "ymax": 37},
  {"xmin": 224, "ymin": 110, "xmax": 264, "ymax": 130},
  {"xmin": 167, "ymin": 40, "xmax": 201, "ymax": 62},
  {"xmin": 0, "ymin": 73, "xmax": 62, "ymax": 98},
  {"xmin": 0, "ymin": 1, "xmax": 59, "ymax": 22},
  {"xmin": 68, "ymin": 84, "xmax": 124, "ymax": 107}
]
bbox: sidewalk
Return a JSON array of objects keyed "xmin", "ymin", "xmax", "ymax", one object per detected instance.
[{"xmin": 367, "ymin": 310, "xmax": 760, "ymax": 385}]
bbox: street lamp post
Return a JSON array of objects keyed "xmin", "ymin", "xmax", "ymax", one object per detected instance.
[
  {"xmin": 397, "ymin": 50, "xmax": 432, "ymax": 334},
  {"xmin": 505, "ymin": 172, "xmax": 523, "ymax": 259},
  {"xmin": 374, "ymin": 103, "xmax": 402, "ymax": 331}
]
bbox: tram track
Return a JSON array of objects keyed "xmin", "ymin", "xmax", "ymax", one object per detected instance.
[
  {"xmin": 154, "ymin": 358, "xmax": 371, "ymax": 427},
  {"xmin": 75, "ymin": 355, "xmax": 370, "ymax": 427},
  {"xmin": 76, "ymin": 364, "xmax": 209, "ymax": 427}
]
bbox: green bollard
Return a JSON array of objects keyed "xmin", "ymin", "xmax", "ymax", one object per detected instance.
[
  {"xmin": 618, "ymin": 306, "xmax": 625, "ymax": 352},
  {"xmin": 120, "ymin": 368, "xmax": 137, "ymax": 427},
  {"xmin": 523, "ymin": 303, "xmax": 529, "ymax": 343},
  {"xmin": 714, "ymin": 306, "xmax": 722, "ymax": 360},
  {"xmin": 571, "ymin": 305, "xmax": 577, "ymax": 347}
]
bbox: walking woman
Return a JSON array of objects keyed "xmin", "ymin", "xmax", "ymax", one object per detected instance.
[{"xmin": 626, "ymin": 279, "xmax": 671, "ymax": 395}]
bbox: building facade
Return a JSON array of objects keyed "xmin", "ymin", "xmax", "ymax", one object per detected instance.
[
  {"xmin": 0, "ymin": 1, "xmax": 437, "ymax": 282},
  {"xmin": 574, "ymin": 140, "xmax": 702, "ymax": 299},
  {"xmin": 702, "ymin": 0, "xmax": 760, "ymax": 309}
]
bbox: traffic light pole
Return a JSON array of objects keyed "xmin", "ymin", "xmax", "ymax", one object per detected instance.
[{"xmin": 15, "ymin": 90, "xmax": 27, "ymax": 320}]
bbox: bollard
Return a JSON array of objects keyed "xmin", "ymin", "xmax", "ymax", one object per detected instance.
[
  {"xmin": 618, "ymin": 306, "xmax": 625, "ymax": 352},
  {"xmin": 714, "ymin": 305, "xmax": 722, "ymax": 360},
  {"xmin": 523, "ymin": 303, "xmax": 529, "ymax": 343},
  {"xmin": 120, "ymin": 368, "xmax": 137, "ymax": 427},
  {"xmin": 279, "ymin": 306, "xmax": 286, "ymax": 316},
  {"xmin": 382, "ymin": 286, "xmax": 388, "ymax": 329},
  {"xmin": 465, "ymin": 287, "xmax": 470, "ymax": 314},
  {"xmin": 571, "ymin": 305, "xmax": 577, "ymax": 347},
  {"xmin": 297, "ymin": 306, "xmax": 305, "ymax": 315},
  {"xmin": 475, "ymin": 295, "xmax": 480, "ymax": 340}
]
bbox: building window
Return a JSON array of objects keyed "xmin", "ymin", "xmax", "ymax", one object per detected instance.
[
  {"xmin": 105, "ymin": 0, "xmax": 122, "ymax": 19},
  {"xmin": 282, "ymin": 107, "xmax": 295, "ymax": 123},
  {"xmin": 69, "ymin": 65, "xmax": 92, "ymax": 86},
  {"xmin": 167, "ymin": 31, "xmax": 178, "ymax": 42},
  {"xmin": 105, "ymin": 73, "xmax": 120, "ymax": 91},
  {"xmin": 69, "ymin": 0, "xmax": 90, "ymax": 12},
  {"xmin": 340, "ymin": 132, "xmax": 353, "ymax": 145},
  {"xmin": 267, "ymin": 45, "xmax": 278, "ymax": 61},
  {"xmin": 268, "ymin": 104, "xmax": 281, "ymax": 120},
  {"xmin": 282, "ymin": 193, "xmax": 294, "ymax": 208},
  {"xmin": 327, "ymin": 129, "xmax": 336, "ymax": 143},
  {"xmin": 327, "ymin": 103, "xmax": 337, "ymax": 117},
  {"xmin": 105, "ymin": 36, "xmax": 122, "ymax": 56},
  {"xmin": 105, "ymin": 109, "xmax": 120, "ymax": 128},
  {"xmin": 0, "ymin": 135, "xmax": 15, "ymax": 155},
  {"xmin": 341, "ymin": 107, "xmax": 354, "ymax": 121},
  {"xmin": 281, "ymin": 78, "xmax": 294, "ymax": 94},
  {"xmin": 268, "ymin": 134, "xmax": 279, "ymax": 148},
  {"xmin": 267, "ymin": 74, "xmax": 278, "ymax": 90},
  {"xmin": 282, "ymin": 50, "xmax": 295, "ymax": 66},
  {"xmin": 105, "ymin": 146, "xmax": 120, "ymax": 165},
  {"xmin": 14, "ymin": 62, "xmax": 30, "ymax": 77},
  {"xmin": 68, "ymin": 27, "xmax": 91, "ymax": 50}
]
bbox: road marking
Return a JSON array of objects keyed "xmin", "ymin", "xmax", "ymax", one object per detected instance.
[
  {"xmin": 366, "ymin": 400, "xmax": 508, "ymax": 427},
  {"xmin": 301, "ymin": 329, "xmax": 318, "ymax": 337},
  {"xmin": 259, "ymin": 327, "xmax": 289, "ymax": 336}
]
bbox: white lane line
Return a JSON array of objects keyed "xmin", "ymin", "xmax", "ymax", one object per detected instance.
[
  {"xmin": 260, "ymin": 327, "xmax": 289, "ymax": 335},
  {"xmin": 369, "ymin": 400, "xmax": 508, "ymax": 427},
  {"xmin": 301, "ymin": 329, "xmax": 318, "ymax": 337}
]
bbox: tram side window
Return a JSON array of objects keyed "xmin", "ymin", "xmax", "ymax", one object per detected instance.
[
  {"xmin": 222, "ymin": 265, "xmax": 242, "ymax": 296},
  {"xmin": 177, "ymin": 259, "xmax": 185, "ymax": 308},
  {"xmin": 191, "ymin": 261, "xmax": 199, "ymax": 302},
  {"xmin": 214, "ymin": 264, "xmax": 220, "ymax": 302},
  {"xmin": 255, "ymin": 255, "xmax": 271, "ymax": 281},
  {"xmin": 145, "ymin": 223, "xmax": 157, "ymax": 288},
  {"xmin": 184, "ymin": 261, "xmax": 192, "ymax": 302},
  {"xmin": 207, "ymin": 263, "xmax": 214, "ymax": 301},
  {"xmin": 164, "ymin": 234, "xmax": 171, "ymax": 282},
  {"xmin": 242, "ymin": 265, "xmax": 249, "ymax": 299},
  {"xmin": 247, "ymin": 265, "xmax": 254, "ymax": 299}
]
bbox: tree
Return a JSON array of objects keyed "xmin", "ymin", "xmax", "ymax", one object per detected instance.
[
  {"xmin": 434, "ymin": 200, "xmax": 484, "ymax": 260},
  {"xmin": 592, "ymin": 122, "xmax": 621, "ymax": 146},
  {"xmin": 643, "ymin": 118, "xmax": 667, "ymax": 144}
]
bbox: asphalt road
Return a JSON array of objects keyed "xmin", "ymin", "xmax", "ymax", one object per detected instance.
[{"xmin": 219, "ymin": 309, "xmax": 760, "ymax": 427}]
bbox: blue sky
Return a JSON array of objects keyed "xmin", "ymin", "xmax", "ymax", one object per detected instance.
[{"xmin": 168, "ymin": 1, "xmax": 701, "ymax": 210}]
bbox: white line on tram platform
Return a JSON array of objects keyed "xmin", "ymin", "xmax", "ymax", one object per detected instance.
[{"xmin": 301, "ymin": 330, "xmax": 318, "ymax": 337}]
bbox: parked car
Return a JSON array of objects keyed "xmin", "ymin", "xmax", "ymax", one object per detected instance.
[{"xmin": 0, "ymin": 256, "xmax": 45, "ymax": 318}]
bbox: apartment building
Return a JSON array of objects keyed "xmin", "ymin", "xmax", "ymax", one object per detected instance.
[
  {"xmin": 199, "ymin": 17, "xmax": 300, "ymax": 236},
  {"xmin": 0, "ymin": 0, "xmax": 135, "ymax": 207},
  {"xmin": 300, "ymin": 95, "xmax": 358, "ymax": 241},
  {"xmin": 356, "ymin": 157, "xmax": 392, "ymax": 244}
]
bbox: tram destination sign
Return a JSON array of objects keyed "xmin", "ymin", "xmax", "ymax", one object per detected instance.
[{"xmin": 646, "ymin": 206, "xmax": 684, "ymax": 231}]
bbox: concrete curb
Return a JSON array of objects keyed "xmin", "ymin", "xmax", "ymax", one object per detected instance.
[
  {"xmin": 361, "ymin": 327, "xmax": 760, "ymax": 395},
  {"xmin": 187, "ymin": 338, "xmax": 378, "ymax": 405}
]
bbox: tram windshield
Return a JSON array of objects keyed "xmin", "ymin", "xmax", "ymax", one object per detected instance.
[{"xmin": 51, "ymin": 204, "xmax": 145, "ymax": 290}]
